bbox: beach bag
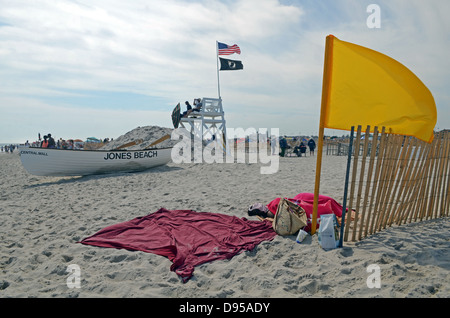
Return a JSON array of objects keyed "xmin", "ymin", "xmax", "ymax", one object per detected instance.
[
  {"xmin": 272, "ymin": 198, "xmax": 307, "ymax": 235},
  {"xmin": 318, "ymin": 214, "xmax": 340, "ymax": 250}
]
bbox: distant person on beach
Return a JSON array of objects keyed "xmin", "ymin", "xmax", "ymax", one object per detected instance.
[
  {"xmin": 270, "ymin": 135, "xmax": 277, "ymax": 155},
  {"xmin": 294, "ymin": 142, "xmax": 307, "ymax": 157},
  {"xmin": 181, "ymin": 101, "xmax": 193, "ymax": 118},
  {"xmin": 279, "ymin": 136, "xmax": 288, "ymax": 157},
  {"xmin": 47, "ymin": 134, "xmax": 56, "ymax": 148},
  {"xmin": 300, "ymin": 142, "xmax": 307, "ymax": 156},
  {"xmin": 308, "ymin": 138, "xmax": 316, "ymax": 156},
  {"xmin": 41, "ymin": 135, "xmax": 49, "ymax": 148},
  {"xmin": 193, "ymin": 98, "xmax": 202, "ymax": 112}
]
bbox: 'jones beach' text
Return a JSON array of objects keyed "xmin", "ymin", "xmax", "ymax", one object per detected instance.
[{"xmin": 103, "ymin": 150, "xmax": 158, "ymax": 161}]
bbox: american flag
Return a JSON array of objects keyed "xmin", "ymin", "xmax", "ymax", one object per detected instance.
[{"xmin": 218, "ymin": 42, "xmax": 241, "ymax": 55}]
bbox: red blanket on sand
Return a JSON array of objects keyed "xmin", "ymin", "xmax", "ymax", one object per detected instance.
[
  {"xmin": 267, "ymin": 193, "xmax": 343, "ymax": 232},
  {"xmin": 79, "ymin": 208, "xmax": 276, "ymax": 282}
]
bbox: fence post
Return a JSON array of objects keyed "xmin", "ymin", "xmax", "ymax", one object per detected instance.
[{"xmin": 339, "ymin": 126, "xmax": 354, "ymax": 247}]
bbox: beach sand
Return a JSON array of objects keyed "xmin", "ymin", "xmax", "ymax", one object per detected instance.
[{"xmin": 1, "ymin": 141, "xmax": 449, "ymax": 298}]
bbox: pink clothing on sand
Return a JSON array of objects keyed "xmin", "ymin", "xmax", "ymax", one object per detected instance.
[{"xmin": 266, "ymin": 193, "xmax": 343, "ymax": 232}]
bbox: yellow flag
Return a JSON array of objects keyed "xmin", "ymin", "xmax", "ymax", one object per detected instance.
[
  {"xmin": 322, "ymin": 35, "xmax": 437, "ymax": 143},
  {"xmin": 311, "ymin": 35, "xmax": 438, "ymax": 235}
]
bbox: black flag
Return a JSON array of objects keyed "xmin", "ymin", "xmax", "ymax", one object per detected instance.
[{"xmin": 219, "ymin": 57, "xmax": 243, "ymax": 71}]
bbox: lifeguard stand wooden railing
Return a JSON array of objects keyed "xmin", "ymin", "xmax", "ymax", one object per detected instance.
[{"xmin": 179, "ymin": 97, "xmax": 228, "ymax": 149}]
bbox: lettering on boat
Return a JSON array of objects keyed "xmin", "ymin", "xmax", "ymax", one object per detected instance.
[
  {"xmin": 103, "ymin": 150, "xmax": 158, "ymax": 161},
  {"xmin": 20, "ymin": 150, "xmax": 48, "ymax": 156}
]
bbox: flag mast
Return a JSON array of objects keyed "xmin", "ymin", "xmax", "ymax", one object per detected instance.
[
  {"xmin": 216, "ymin": 41, "xmax": 221, "ymax": 99},
  {"xmin": 311, "ymin": 35, "xmax": 335, "ymax": 235}
]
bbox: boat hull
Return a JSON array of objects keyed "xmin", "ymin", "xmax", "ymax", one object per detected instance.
[{"xmin": 20, "ymin": 147, "xmax": 172, "ymax": 176}]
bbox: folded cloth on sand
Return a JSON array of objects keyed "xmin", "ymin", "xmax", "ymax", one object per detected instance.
[
  {"xmin": 79, "ymin": 208, "xmax": 276, "ymax": 282},
  {"xmin": 266, "ymin": 193, "xmax": 343, "ymax": 232},
  {"xmin": 248, "ymin": 202, "xmax": 270, "ymax": 218}
]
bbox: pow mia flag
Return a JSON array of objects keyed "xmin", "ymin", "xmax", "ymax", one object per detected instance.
[{"xmin": 219, "ymin": 57, "xmax": 243, "ymax": 71}]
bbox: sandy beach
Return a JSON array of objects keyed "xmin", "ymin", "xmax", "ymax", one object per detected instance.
[{"xmin": 1, "ymin": 137, "xmax": 449, "ymax": 299}]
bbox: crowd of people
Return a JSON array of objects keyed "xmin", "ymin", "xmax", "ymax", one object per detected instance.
[
  {"xmin": 39, "ymin": 133, "xmax": 56, "ymax": 148},
  {"xmin": 278, "ymin": 136, "xmax": 316, "ymax": 157},
  {"xmin": 28, "ymin": 133, "xmax": 112, "ymax": 150},
  {"xmin": 0, "ymin": 144, "xmax": 19, "ymax": 153},
  {"xmin": 1, "ymin": 133, "xmax": 115, "ymax": 153}
]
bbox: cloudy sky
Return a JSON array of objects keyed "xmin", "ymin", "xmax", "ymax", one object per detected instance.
[{"xmin": 0, "ymin": 0, "xmax": 449, "ymax": 143}]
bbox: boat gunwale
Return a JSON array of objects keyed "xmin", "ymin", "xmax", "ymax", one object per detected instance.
[{"xmin": 20, "ymin": 147, "xmax": 173, "ymax": 153}]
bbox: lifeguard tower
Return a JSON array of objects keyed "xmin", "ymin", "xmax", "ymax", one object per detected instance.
[{"xmin": 177, "ymin": 97, "xmax": 228, "ymax": 150}]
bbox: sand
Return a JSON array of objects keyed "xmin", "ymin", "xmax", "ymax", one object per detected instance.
[{"xmin": 1, "ymin": 130, "xmax": 449, "ymax": 298}]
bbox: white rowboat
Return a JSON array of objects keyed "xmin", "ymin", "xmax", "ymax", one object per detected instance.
[{"xmin": 20, "ymin": 147, "xmax": 172, "ymax": 176}]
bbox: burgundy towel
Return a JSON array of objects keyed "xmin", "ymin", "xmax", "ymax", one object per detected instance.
[{"xmin": 80, "ymin": 208, "xmax": 276, "ymax": 282}]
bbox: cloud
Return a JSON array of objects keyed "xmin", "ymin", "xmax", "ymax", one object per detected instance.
[{"xmin": 0, "ymin": 0, "xmax": 304, "ymax": 98}]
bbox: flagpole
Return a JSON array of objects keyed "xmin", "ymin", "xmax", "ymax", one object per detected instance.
[
  {"xmin": 216, "ymin": 41, "xmax": 221, "ymax": 99},
  {"xmin": 311, "ymin": 35, "xmax": 335, "ymax": 235}
]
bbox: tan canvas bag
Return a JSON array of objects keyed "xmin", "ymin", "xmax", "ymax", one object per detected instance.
[{"xmin": 273, "ymin": 198, "xmax": 307, "ymax": 235}]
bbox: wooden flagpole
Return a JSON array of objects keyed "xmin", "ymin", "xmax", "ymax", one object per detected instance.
[{"xmin": 311, "ymin": 35, "xmax": 334, "ymax": 235}]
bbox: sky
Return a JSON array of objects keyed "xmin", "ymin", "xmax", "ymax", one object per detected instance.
[{"xmin": 0, "ymin": 0, "xmax": 449, "ymax": 143}]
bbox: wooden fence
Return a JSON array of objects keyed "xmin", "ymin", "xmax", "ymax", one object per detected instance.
[
  {"xmin": 325, "ymin": 140, "xmax": 349, "ymax": 156},
  {"xmin": 340, "ymin": 126, "xmax": 450, "ymax": 242}
]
